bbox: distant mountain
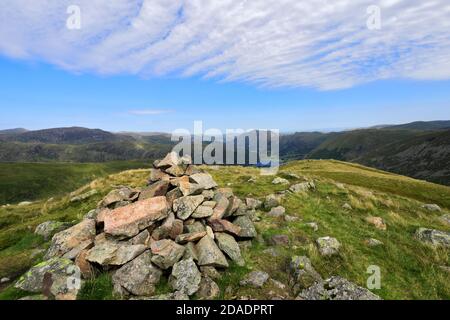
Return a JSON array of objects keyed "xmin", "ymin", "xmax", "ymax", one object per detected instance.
[
  {"xmin": 0, "ymin": 120, "xmax": 449, "ymax": 185},
  {"xmin": 0, "ymin": 128, "xmax": 28, "ymax": 135},
  {"xmin": 375, "ymin": 120, "xmax": 450, "ymax": 131},
  {"xmin": 1, "ymin": 127, "xmax": 129, "ymax": 144},
  {"xmin": 0, "ymin": 127, "xmax": 173, "ymax": 162}
]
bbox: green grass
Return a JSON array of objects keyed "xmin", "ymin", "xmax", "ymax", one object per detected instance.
[
  {"xmin": 204, "ymin": 160, "xmax": 450, "ymax": 300},
  {"xmin": 0, "ymin": 161, "xmax": 152, "ymax": 205}
]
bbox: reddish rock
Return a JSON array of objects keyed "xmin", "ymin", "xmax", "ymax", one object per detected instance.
[
  {"xmin": 149, "ymin": 168, "xmax": 171, "ymax": 183},
  {"xmin": 169, "ymin": 220, "xmax": 185, "ymax": 240},
  {"xmin": 176, "ymin": 231, "xmax": 207, "ymax": 244},
  {"xmin": 209, "ymin": 194, "xmax": 230, "ymax": 221},
  {"xmin": 104, "ymin": 197, "xmax": 169, "ymax": 238},
  {"xmin": 208, "ymin": 219, "xmax": 241, "ymax": 237}
]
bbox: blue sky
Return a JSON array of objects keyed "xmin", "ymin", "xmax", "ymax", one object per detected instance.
[
  {"xmin": 1, "ymin": 56, "xmax": 449, "ymax": 133},
  {"xmin": 0, "ymin": 1, "xmax": 449, "ymax": 132}
]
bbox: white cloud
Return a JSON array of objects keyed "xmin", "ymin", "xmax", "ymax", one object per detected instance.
[
  {"xmin": 0, "ymin": 0, "xmax": 449, "ymax": 90},
  {"xmin": 128, "ymin": 109, "xmax": 174, "ymax": 115}
]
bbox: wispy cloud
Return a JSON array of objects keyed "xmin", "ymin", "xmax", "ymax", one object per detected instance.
[
  {"xmin": 128, "ymin": 109, "xmax": 174, "ymax": 116},
  {"xmin": 0, "ymin": 0, "xmax": 449, "ymax": 90}
]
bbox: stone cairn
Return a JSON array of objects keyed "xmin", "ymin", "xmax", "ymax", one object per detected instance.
[{"xmin": 15, "ymin": 152, "xmax": 258, "ymax": 300}]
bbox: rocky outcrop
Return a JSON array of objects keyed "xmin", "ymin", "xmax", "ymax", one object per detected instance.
[
  {"xmin": 15, "ymin": 152, "xmax": 258, "ymax": 300},
  {"xmin": 415, "ymin": 228, "xmax": 450, "ymax": 247}
]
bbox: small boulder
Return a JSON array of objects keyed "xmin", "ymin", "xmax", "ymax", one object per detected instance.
[
  {"xmin": 246, "ymin": 198, "xmax": 263, "ymax": 210},
  {"xmin": 15, "ymin": 258, "xmax": 82, "ymax": 300},
  {"xmin": 422, "ymin": 204, "xmax": 441, "ymax": 212},
  {"xmin": 176, "ymin": 231, "xmax": 208, "ymax": 244},
  {"xmin": 264, "ymin": 194, "xmax": 281, "ymax": 210},
  {"xmin": 189, "ymin": 173, "xmax": 218, "ymax": 190},
  {"xmin": 298, "ymin": 276, "xmax": 381, "ymax": 300},
  {"xmin": 150, "ymin": 239, "xmax": 185, "ymax": 269},
  {"xmin": 208, "ymin": 219, "xmax": 241, "ymax": 237},
  {"xmin": 272, "ymin": 177, "xmax": 289, "ymax": 185},
  {"xmin": 364, "ymin": 238, "xmax": 384, "ymax": 247},
  {"xmin": 45, "ymin": 219, "xmax": 96, "ymax": 259},
  {"xmin": 240, "ymin": 271, "xmax": 269, "ymax": 288},
  {"xmin": 415, "ymin": 228, "xmax": 450, "ymax": 247},
  {"xmin": 35, "ymin": 221, "xmax": 72, "ymax": 240},
  {"xmin": 305, "ymin": 222, "xmax": 319, "ymax": 232},
  {"xmin": 316, "ymin": 237, "xmax": 341, "ymax": 256},
  {"xmin": 197, "ymin": 276, "xmax": 220, "ymax": 300},
  {"xmin": 233, "ymin": 216, "xmax": 257, "ymax": 238},
  {"xmin": 113, "ymin": 251, "xmax": 162, "ymax": 297},
  {"xmin": 139, "ymin": 181, "xmax": 170, "ymax": 200},
  {"xmin": 86, "ymin": 241, "xmax": 146, "ymax": 266},
  {"xmin": 267, "ymin": 206, "xmax": 285, "ymax": 217},
  {"xmin": 342, "ymin": 203, "xmax": 353, "ymax": 210},
  {"xmin": 192, "ymin": 205, "xmax": 214, "ymax": 219},
  {"xmin": 196, "ymin": 236, "xmax": 229, "ymax": 268},
  {"xmin": 169, "ymin": 258, "xmax": 201, "ymax": 296},
  {"xmin": 173, "ymin": 195, "xmax": 204, "ymax": 220},
  {"xmin": 215, "ymin": 233, "xmax": 245, "ymax": 266},
  {"xmin": 289, "ymin": 182, "xmax": 316, "ymax": 193},
  {"xmin": 288, "ymin": 256, "xmax": 322, "ymax": 294}
]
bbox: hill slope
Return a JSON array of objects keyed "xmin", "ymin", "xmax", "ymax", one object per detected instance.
[{"xmin": 0, "ymin": 160, "xmax": 448, "ymax": 300}]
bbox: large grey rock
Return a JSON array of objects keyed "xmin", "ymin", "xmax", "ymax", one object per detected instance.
[
  {"xmin": 290, "ymin": 182, "xmax": 316, "ymax": 193},
  {"xmin": 15, "ymin": 258, "xmax": 82, "ymax": 300},
  {"xmin": 189, "ymin": 173, "xmax": 218, "ymax": 190},
  {"xmin": 264, "ymin": 194, "xmax": 281, "ymax": 210},
  {"xmin": 233, "ymin": 216, "xmax": 257, "ymax": 238},
  {"xmin": 422, "ymin": 204, "xmax": 442, "ymax": 212},
  {"xmin": 316, "ymin": 237, "xmax": 341, "ymax": 256},
  {"xmin": 45, "ymin": 219, "xmax": 96, "ymax": 259},
  {"xmin": 267, "ymin": 206, "xmax": 285, "ymax": 217},
  {"xmin": 173, "ymin": 195, "xmax": 204, "ymax": 220},
  {"xmin": 99, "ymin": 187, "xmax": 138, "ymax": 208},
  {"xmin": 272, "ymin": 177, "xmax": 289, "ymax": 185},
  {"xmin": 215, "ymin": 233, "xmax": 244, "ymax": 266},
  {"xmin": 240, "ymin": 271, "xmax": 269, "ymax": 288},
  {"xmin": 86, "ymin": 241, "xmax": 147, "ymax": 266},
  {"xmin": 155, "ymin": 151, "xmax": 182, "ymax": 169},
  {"xmin": 298, "ymin": 276, "xmax": 381, "ymax": 300},
  {"xmin": 169, "ymin": 258, "xmax": 201, "ymax": 296},
  {"xmin": 35, "ymin": 221, "xmax": 72, "ymax": 240},
  {"xmin": 150, "ymin": 239, "xmax": 185, "ymax": 269},
  {"xmin": 415, "ymin": 228, "xmax": 450, "ymax": 247},
  {"xmin": 288, "ymin": 256, "xmax": 322, "ymax": 294},
  {"xmin": 113, "ymin": 251, "xmax": 162, "ymax": 297},
  {"xmin": 196, "ymin": 236, "xmax": 229, "ymax": 268}
]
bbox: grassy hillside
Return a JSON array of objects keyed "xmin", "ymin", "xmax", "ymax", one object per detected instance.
[
  {"xmin": 0, "ymin": 161, "xmax": 152, "ymax": 205},
  {"xmin": 0, "ymin": 160, "xmax": 449, "ymax": 300}
]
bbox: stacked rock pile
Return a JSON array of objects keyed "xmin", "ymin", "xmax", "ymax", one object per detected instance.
[{"xmin": 15, "ymin": 152, "xmax": 258, "ymax": 300}]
